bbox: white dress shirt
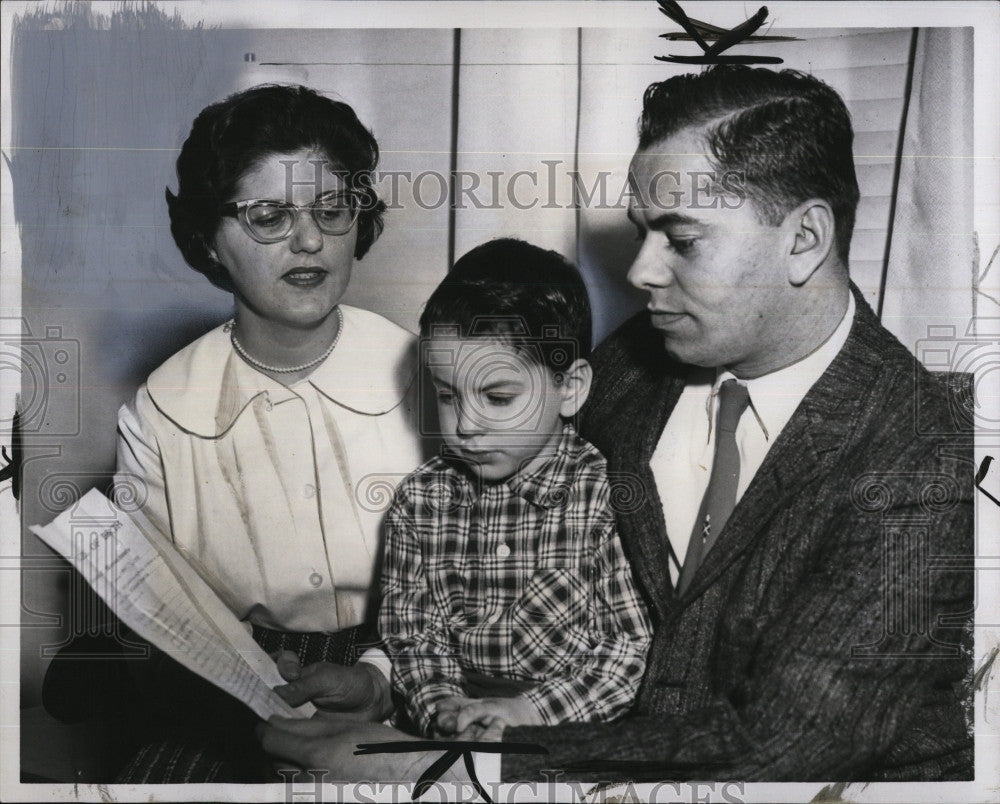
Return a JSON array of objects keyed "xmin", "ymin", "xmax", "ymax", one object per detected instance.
[{"xmin": 650, "ymin": 293, "xmax": 855, "ymax": 585}]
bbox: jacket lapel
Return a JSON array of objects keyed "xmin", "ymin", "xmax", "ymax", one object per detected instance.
[
  {"xmin": 606, "ymin": 368, "xmax": 687, "ymax": 621},
  {"xmin": 677, "ymin": 285, "xmax": 881, "ymax": 603},
  {"xmin": 677, "ymin": 402, "xmax": 837, "ymax": 602}
]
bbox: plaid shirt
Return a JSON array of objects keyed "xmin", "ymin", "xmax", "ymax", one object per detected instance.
[{"xmin": 379, "ymin": 424, "xmax": 652, "ymax": 736}]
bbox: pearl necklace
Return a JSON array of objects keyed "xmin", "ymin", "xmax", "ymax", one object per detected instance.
[{"xmin": 228, "ymin": 307, "xmax": 342, "ymax": 374}]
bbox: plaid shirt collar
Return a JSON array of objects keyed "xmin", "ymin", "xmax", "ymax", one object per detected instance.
[{"xmin": 443, "ymin": 423, "xmax": 579, "ymax": 509}]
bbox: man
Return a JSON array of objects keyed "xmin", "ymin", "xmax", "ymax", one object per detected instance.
[{"xmin": 259, "ymin": 65, "xmax": 973, "ymax": 782}]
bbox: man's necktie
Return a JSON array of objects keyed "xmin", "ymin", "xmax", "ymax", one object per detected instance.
[{"xmin": 676, "ymin": 378, "xmax": 751, "ymax": 596}]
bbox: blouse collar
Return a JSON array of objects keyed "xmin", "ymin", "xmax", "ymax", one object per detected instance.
[{"xmin": 146, "ymin": 305, "xmax": 418, "ymax": 437}]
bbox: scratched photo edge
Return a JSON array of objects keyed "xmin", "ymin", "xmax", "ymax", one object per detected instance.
[{"xmin": 1, "ymin": 1, "xmax": 998, "ymax": 802}]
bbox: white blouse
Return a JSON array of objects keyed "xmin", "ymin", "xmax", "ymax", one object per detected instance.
[{"xmin": 115, "ymin": 305, "xmax": 427, "ymax": 633}]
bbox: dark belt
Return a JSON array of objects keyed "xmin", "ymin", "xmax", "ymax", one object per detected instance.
[{"xmin": 251, "ymin": 621, "xmax": 382, "ymax": 667}]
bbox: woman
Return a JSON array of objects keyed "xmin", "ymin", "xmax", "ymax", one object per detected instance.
[{"xmin": 111, "ymin": 84, "xmax": 424, "ymax": 779}]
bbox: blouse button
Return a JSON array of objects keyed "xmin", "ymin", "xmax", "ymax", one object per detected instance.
[
  {"xmin": 309, "ymin": 572, "xmax": 323, "ymax": 587},
  {"xmin": 304, "ymin": 484, "xmax": 316, "ymax": 499},
  {"xmin": 496, "ymin": 544, "xmax": 511, "ymax": 559}
]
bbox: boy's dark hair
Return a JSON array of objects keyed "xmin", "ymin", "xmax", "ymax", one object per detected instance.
[
  {"xmin": 166, "ymin": 84, "xmax": 386, "ymax": 292},
  {"xmin": 639, "ymin": 65, "xmax": 860, "ymax": 263},
  {"xmin": 419, "ymin": 238, "xmax": 592, "ymax": 373}
]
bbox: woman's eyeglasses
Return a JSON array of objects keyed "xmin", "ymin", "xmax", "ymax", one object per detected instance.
[{"xmin": 219, "ymin": 192, "xmax": 360, "ymax": 244}]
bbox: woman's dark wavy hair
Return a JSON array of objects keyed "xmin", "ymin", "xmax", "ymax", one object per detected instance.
[
  {"xmin": 420, "ymin": 238, "xmax": 592, "ymax": 373},
  {"xmin": 639, "ymin": 65, "xmax": 860, "ymax": 263},
  {"xmin": 166, "ymin": 84, "xmax": 386, "ymax": 292}
]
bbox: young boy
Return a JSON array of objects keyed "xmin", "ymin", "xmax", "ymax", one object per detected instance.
[{"xmin": 379, "ymin": 238, "xmax": 652, "ymax": 738}]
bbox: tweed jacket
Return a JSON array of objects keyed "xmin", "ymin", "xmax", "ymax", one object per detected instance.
[{"xmin": 503, "ymin": 286, "xmax": 973, "ymax": 782}]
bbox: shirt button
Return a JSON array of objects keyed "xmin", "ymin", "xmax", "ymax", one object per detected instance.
[
  {"xmin": 304, "ymin": 484, "xmax": 316, "ymax": 498},
  {"xmin": 496, "ymin": 544, "xmax": 511, "ymax": 559},
  {"xmin": 309, "ymin": 572, "xmax": 323, "ymax": 587}
]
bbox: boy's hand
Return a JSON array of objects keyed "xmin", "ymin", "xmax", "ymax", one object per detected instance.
[
  {"xmin": 430, "ymin": 695, "xmax": 474, "ymax": 737},
  {"xmin": 431, "ymin": 696, "xmax": 513, "ymax": 741},
  {"xmin": 450, "ymin": 695, "xmax": 543, "ymax": 735}
]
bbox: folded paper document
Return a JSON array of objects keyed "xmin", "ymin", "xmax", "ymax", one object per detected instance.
[{"xmin": 30, "ymin": 489, "xmax": 315, "ymax": 720}]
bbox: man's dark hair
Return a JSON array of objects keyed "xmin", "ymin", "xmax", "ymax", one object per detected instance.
[
  {"xmin": 166, "ymin": 84, "xmax": 386, "ymax": 292},
  {"xmin": 639, "ymin": 65, "xmax": 860, "ymax": 263},
  {"xmin": 419, "ymin": 238, "xmax": 593, "ymax": 373}
]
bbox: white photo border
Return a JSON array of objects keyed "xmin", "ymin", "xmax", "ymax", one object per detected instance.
[{"xmin": 2, "ymin": 2, "xmax": 998, "ymax": 802}]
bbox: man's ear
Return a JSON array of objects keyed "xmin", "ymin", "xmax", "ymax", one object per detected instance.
[
  {"xmin": 556, "ymin": 359, "xmax": 593, "ymax": 418},
  {"xmin": 785, "ymin": 199, "xmax": 835, "ymax": 286}
]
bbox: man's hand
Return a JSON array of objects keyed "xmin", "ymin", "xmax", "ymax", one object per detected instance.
[
  {"xmin": 258, "ymin": 715, "xmax": 493, "ymax": 784},
  {"xmin": 273, "ymin": 653, "xmax": 394, "ymax": 721},
  {"xmin": 258, "ymin": 715, "xmax": 429, "ymax": 782}
]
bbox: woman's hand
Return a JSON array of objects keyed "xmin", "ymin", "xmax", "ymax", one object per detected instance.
[{"xmin": 273, "ymin": 652, "xmax": 394, "ymax": 721}]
